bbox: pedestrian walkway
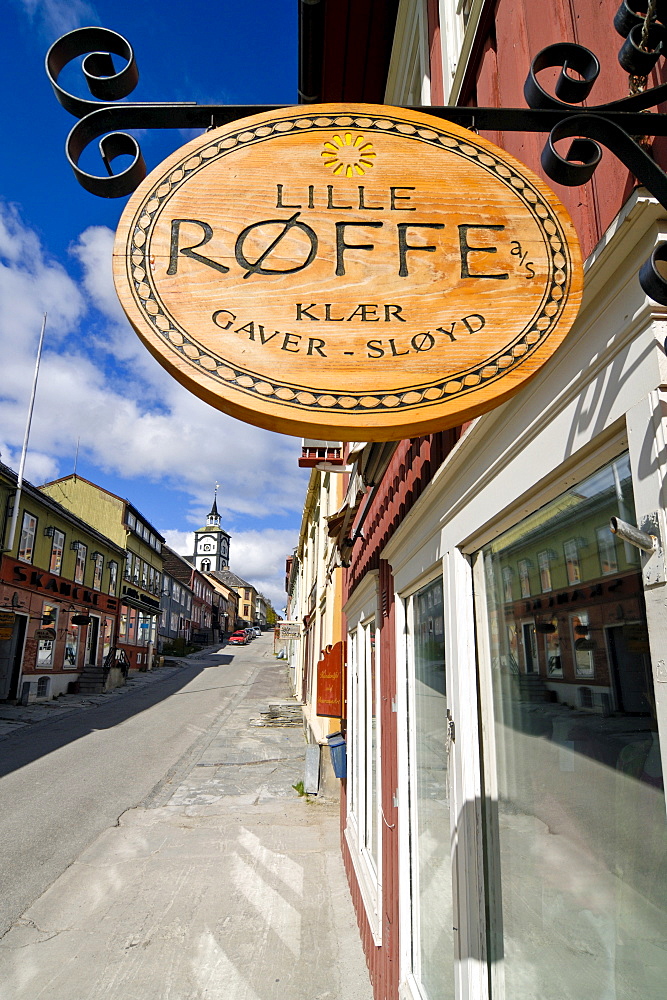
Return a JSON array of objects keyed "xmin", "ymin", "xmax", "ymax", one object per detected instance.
[{"xmin": 0, "ymin": 644, "xmax": 372, "ymax": 1000}]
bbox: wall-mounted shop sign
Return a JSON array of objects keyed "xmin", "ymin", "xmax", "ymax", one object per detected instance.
[
  {"xmin": 316, "ymin": 641, "xmax": 346, "ymax": 718},
  {"xmin": 114, "ymin": 104, "xmax": 583, "ymax": 440},
  {"xmin": 1, "ymin": 559, "xmax": 119, "ymax": 613},
  {"xmin": 0, "ymin": 609, "xmax": 15, "ymax": 642},
  {"xmin": 279, "ymin": 621, "xmax": 302, "ymax": 640}
]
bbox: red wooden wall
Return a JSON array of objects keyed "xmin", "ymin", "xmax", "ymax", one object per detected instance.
[{"xmin": 340, "ymin": 431, "xmax": 460, "ymax": 1000}]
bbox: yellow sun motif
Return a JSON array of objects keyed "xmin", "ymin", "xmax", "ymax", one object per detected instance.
[{"xmin": 321, "ymin": 133, "xmax": 376, "ymax": 176}]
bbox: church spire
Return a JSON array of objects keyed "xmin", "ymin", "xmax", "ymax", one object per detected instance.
[{"xmin": 207, "ymin": 483, "xmax": 221, "ymax": 527}]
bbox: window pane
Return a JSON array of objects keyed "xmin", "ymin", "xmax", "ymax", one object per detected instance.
[
  {"xmin": 64, "ymin": 618, "xmax": 80, "ymax": 668},
  {"xmin": 410, "ymin": 578, "xmax": 452, "ymax": 1000},
  {"xmin": 19, "ymin": 512, "xmax": 36, "ymax": 562},
  {"xmin": 37, "ymin": 602, "xmax": 57, "ymax": 667},
  {"xmin": 49, "ymin": 529, "xmax": 64, "ymax": 575},
  {"xmin": 102, "ymin": 617, "xmax": 114, "ymax": 660},
  {"xmin": 364, "ymin": 624, "xmax": 379, "ymax": 868},
  {"xmin": 74, "ymin": 544, "xmax": 86, "ymax": 584},
  {"xmin": 93, "ymin": 553, "xmax": 103, "ymax": 591},
  {"xmin": 479, "ymin": 453, "xmax": 665, "ymax": 1000}
]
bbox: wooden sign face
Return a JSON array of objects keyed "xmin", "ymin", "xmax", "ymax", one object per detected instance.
[{"xmin": 113, "ymin": 104, "xmax": 583, "ymax": 440}]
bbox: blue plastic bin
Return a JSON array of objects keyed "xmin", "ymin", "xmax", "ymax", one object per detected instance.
[{"xmin": 326, "ymin": 732, "xmax": 347, "ymax": 779}]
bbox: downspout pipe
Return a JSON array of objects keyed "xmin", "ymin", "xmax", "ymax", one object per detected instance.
[{"xmin": 298, "ymin": 0, "xmax": 325, "ymax": 103}]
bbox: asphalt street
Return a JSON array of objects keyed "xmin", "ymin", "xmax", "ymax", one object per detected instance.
[{"xmin": 0, "ymin": 636, "xmax": 372, "ymax": 999}]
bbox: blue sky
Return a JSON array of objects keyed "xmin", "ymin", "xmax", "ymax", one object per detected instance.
[{"xmin": 0, "ymin": 0, "xmax": 307, "ymax": 609}]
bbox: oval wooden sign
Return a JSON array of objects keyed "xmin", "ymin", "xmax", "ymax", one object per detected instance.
[{"xmin": 113, "ymin": 104, "xmax": 583, "ymax": 440}]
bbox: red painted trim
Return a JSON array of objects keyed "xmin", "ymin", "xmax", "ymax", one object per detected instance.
[{"xmin": 426, "ymin": 0, "xmax": 445, "ymax": 104}]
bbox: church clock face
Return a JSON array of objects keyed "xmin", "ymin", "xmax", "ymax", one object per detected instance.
[{"xmin": 198, "ymin": 535, "xmax": 216, "ymax": 554}]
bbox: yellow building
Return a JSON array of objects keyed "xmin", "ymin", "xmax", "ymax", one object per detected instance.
[{"xmin": 40, "ymin": 475, "xmax": 164, "ymax": 671}]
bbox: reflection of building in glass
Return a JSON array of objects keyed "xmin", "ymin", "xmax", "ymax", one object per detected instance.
[{"xmin": 485, "ymin": 455, "xmax": 645, "ymax": 713}]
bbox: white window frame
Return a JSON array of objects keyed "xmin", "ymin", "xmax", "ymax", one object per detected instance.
[
  {"xmin": 18, "ymin": 511, "xmax": 37, "ymax": 563},
  {"xmin": 393, "ymin": 552, "xmax": 486, "ymax": 1000},
  {"xmin": 343, "ymin": 570, "xmax": 382, "ymax": 943},
  {"xmin": 385, "ymin": 0, "xmax": 431, "ymax": 105}
]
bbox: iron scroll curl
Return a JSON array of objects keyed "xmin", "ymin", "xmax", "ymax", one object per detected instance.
[
  {"xmin": 525, "ymin": 40, "xmax": 667, "ymax": 304},
  {"xmin": 46, "ymin": 27, "xmax": 202, "ymax": 197},
  {"xmin": 46, "ymin": 24, "xmax": 667, "ymax": 302}
]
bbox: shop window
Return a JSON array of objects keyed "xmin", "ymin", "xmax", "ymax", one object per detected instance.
[
  {"xmin": 477, "ymin": 452, "xmax": 664, "ymax": 1000},
  {"xmin": 119, "ymin": 605, "xmax": 128, "ymax": 641},
  {"xmin": 74, "ymin": 543, "xmax": 87, "ymax": 584},
  {"xmin": 49, "ymin": 529, "xmax": 65, "ymax": 575},
  {"xmin": 542, "ymin": 617, "xmax": 562, "ymax": 676},
  {"xmin": 406, "ymin": 576, "xmax": 451, "ymax": 1000},
  {"xmin": 571, "ymin": 610, "xmax": 594, "ymax": 678},
  {"xmin": 18, "ymin": 511, "xmax": 37, "ymax": 563},
  {"xmin": 37, "ymin": 602, "xmax": 58, "ymax": 667},
  {"xmin": 101, "ymin": 617, "xmax": 113, "ymax": 661},
  {"xmin": 127, "ymin": 607, "xmax": 138, "ymax": 643},
  {"xmin": 64, "ymin": 618, "xmax": 80, "ymax": 669}
]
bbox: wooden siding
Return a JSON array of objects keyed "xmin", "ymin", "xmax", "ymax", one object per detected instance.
[
  {"xmin": 341, "ymin": 430, "xmax": 461, "ymax": 1000},
  {"xmin": 340, "ymin": 559, "xmax": 400, "ymax": 999}
]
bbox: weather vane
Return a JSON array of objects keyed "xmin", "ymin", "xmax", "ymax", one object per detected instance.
[{"xmin": 45, "ymin": 4, "xmax": 667, "ymax": 305}]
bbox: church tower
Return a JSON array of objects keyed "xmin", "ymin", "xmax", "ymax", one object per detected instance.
[{"xmin": 193, "ymin": 485, "xmax": 231, "ymax": 573}]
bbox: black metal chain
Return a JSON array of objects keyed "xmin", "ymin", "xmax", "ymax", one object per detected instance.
[{"xmin": 629, "ymin": 0, "xmax": 659, "ymax": 95}]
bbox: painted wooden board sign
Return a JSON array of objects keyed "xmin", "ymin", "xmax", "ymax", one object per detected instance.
[
  {"xmin": 113, "ymin": 104, "xmax": 583, "ymax": 440},
  {"xmin": 316, "ymin": 641, "xmax": 346, "ymax": 718}
]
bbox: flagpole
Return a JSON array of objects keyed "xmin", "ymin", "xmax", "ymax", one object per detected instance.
[{"xmin": 6, "ymin": 313, "xmax": 47, "ymax": 553}]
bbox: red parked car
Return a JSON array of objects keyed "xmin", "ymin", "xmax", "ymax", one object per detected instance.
[{"xmin": 228, "ymin": 630, "xmax": 248, "ymax": 645}]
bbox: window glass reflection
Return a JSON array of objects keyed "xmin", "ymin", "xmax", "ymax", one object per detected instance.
[
  {"xmin": 410, "ymin": 578, "xmax": 452, "ymax": 1000},
  {"xmin": 480, "ymin": 453, "xmax": 665, "ymax": 1000}
]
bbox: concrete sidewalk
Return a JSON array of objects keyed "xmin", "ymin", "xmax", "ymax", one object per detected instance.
[{"xmin": 0, "ymin": 648, "xmax": 371, "ymax": 1000}]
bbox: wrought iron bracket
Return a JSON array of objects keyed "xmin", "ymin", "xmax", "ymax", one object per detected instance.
[{"xmin": 46, "ymin": 20, "xmax": 667, "ymax": 304}]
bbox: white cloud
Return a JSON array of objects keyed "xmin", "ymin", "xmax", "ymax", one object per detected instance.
[
  {"xmin": 0, "ymin": 203, "xmax": 306, "ymax": 527},
  {"xmin": 16, "ymin": 0, "xmax": 99, "ymax": 38},
  {"xmin": 70, "ymin": 226, "xmax": 126, "ymax": 325},
  {"xmin": 162, "ymin": 530, "xmax": 194, "ymax": 555}
]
